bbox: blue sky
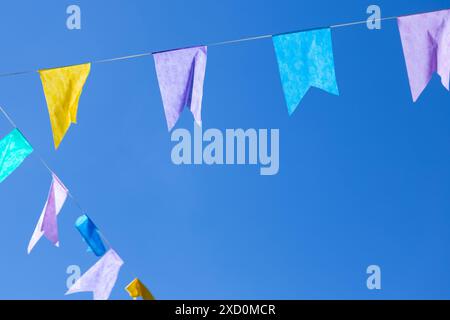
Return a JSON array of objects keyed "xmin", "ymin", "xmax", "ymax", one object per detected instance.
[{"xmin": 0, "ymin": 0, "xmax": 449, "ymax": 299}]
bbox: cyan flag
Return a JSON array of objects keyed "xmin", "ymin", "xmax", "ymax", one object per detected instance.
[
  {"xmin": 0, "ymin": 129, "xmax": 33, "ymax": 183},
  {"xmin": 273, "ymin": 28, "xmax": 339, "ymax": 115}
]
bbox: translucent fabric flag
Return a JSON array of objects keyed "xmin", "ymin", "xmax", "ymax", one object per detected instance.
[
  {"xmin": 75, "ymin": 215, "xmax": 107, "ymax": 257},
  {"xmin": 153, "ymin": 46, "xmax": 208, "ymax": 131},
  {"xmin": 272, "ymin": 28, "xmax": 339, "ymax": 115},
  {"xmin": 0, "ymin": 129, "xmax": 33, "ymax": 183},
  {"xmin": 125, "ymin": 278, "xmax": 155, "ymax": 300},
  {"xmin": 398, "ymin": 9, "xmax": 450, "ymax": 102},
  {"xmin": 39, "ymin": 63, "xmax": 91, "ymax": 149},
  {"xmin": 27, "ymin": 174, "xmax": 68, "ymax": 254},
  {"xmin": 66, "ymin": 249, "xmax": 124, "ymax": 300}
]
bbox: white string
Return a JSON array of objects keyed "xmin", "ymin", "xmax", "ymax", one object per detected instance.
[
  {"xmin": 330, "ymin": 15, "xmax": 398, "ymax": 28},
  {"xmin": 0, "ymin": 106, "xmax": 17, "ymax": 127},
  {"xmin": 0, "ymin": 8, "xmax": 445, "ymax": 78},
  {"xmin": 94, "ymin": 52, "xmax": 153, "ymax": 64},
  {"xmin": 208, "ymin": 34, "xmax": 273, "ymax": 47},
  {"xmin": 207, "ymin": 16, "xmax": 399, "ymax": 47}
]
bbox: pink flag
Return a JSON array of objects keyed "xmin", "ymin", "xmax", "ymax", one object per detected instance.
[
  {"xmin": 28, "ymin": 174, "xmax": 68, "ymax": 254},
  {"xmin": 153, "ymin": 46, "xmax": 207, "ymax": 131},
  {"xmin": 398, "ymin": 9, "xmax": 450, "ymax": 102},
  {"xmin": 66, "ymin": 249, "xmax": 124, "ymax": 300}
]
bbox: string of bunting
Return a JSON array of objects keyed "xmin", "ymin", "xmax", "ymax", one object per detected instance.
[
  {"xmin": 0, "ymin": 7, "xmax": 448, "ymax": 300},
  {"xmin": 0, "ymin": 106, "xmax": 153, "ymax": 300}
]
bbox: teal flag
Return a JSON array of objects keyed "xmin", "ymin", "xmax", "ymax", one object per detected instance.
[
  {"xmin": 0, "ymin": 129, "xmax": 33, "ymax": 183},
  {"xmin": 272, "ymin": 28, "xmax": 339, "ymax": 115}
]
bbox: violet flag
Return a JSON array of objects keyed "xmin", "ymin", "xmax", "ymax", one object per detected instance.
[
  {"xmin": 66, "ymin": 249, "xmax": 124, "ymax": 300},
  {"xmin": 398, "ymin": 9, "xmax": 450, "ymax": 102},
  {"xmin": 27, "ymin": 174, "xmax": 68, "ymax": 254},
  {"xmin": 153, "ymin": 46, "xmax": 208, "ymax": 131}
]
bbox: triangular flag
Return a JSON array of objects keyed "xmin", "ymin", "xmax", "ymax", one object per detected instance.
[
  {"xmin": 66, "ymin": 249, "xmax": 123, "ymax": 300},
  {"xmin": 75, "ymin": 215, "xmax": 107, "ymax": 257},
  {"xmin": 272, "ymin": 28, "xmax": 339, "ymax": 115},
  {"xmin": 125, "ymin": 278, "xmax": 155, "ymax": 300},
  {"xmin": 398, "ymin": 9, "xmax": 450, "ymax": 102},
  {"xmin": 0, "ymin": 129, "xmax": 33, "ymax": 183},
  {"xmin": 153, "ymin": 46, "xmax": 207, "ymax": 131},
  {"xmin": 39, "ymin": 63, "xmax": 91, "ymax": 149},
  {"xmin": 28, "ymin": 174, "xmax": 68, "ymax": 254}
]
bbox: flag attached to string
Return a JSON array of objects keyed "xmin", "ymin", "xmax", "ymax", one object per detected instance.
[
  {"xmin": 398, "ymin": 9, "xmax": 450, "ymax": 102},
  {"xmin": 125, "ymin": 278, "xmax": 155, "ymax": 300},
  {"xmin": 272, "ymin": 28, "xmax": 339, "ymax": 115},
  {"xmin": 27, "ymin": 174, "xmax": 68, "ymax": 254},
  {"xmin": 39, "ymin": 63, "xmax": 91, "ymax": 149},
  {"xmin": 75, "ymin": 214, "xmax": 107, "ymax": 257},
  {"xmin": 153, "ymin": 46, "xmax": 207, "ymax": 131},
  {"xmin": 66, "ymin": 249, "xmax": 123, "ymax": 300},
  {"xmin": 0, "ymin": 129, "xmax": 33, "ymax": 183}
]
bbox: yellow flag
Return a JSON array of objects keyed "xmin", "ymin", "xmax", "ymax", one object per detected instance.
[
  {"xmin": 125, "ymin": 278, "xmax": 155, "ymax": 300},
  {"xmin": 39, "ymin": 63, "xmax": 91, "ymax": 149}
]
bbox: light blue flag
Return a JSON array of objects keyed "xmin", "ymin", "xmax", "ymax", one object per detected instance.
[
  {"xmin": 0, "ymin": 129, "xmax": 33, "ymax": 183},
  {"xmin": 272, "ymin": 28, "xmax": 339, "ymax": 115}
]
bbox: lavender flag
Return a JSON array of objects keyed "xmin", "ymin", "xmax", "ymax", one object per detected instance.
[
  {"xmin": 27, "ymin": 174, "xmax": 68, "ymax": 254},
  {"xmin": 398, "ymin": 9, "xmax": 450, "ymax": 102},
  {"xmin": 153, "ymin": 46, "xmax": 208, "ymax": 131},
  {"xmin": 66, "ymin": 249, "xmax": 124, "ymax": 300}
]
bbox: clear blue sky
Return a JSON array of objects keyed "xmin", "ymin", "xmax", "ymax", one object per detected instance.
[{"xmin": 0, "ymin": 0, "xmax": 449, "ymax": 299}]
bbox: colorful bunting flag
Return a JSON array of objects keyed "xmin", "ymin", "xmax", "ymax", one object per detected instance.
[
  {"xmin": 397, "ymin": 9, "xmax": 450, "ymax": 102},
  {"xmin": 272, "ymin": 28, "xmax": 339, "ymax": 115},
  {"xmin": 0, "ymin": 129, "xmax": 33, "ymax": 183},
  {"xmin": 28, "ymin": 174, "xmax": 68, "ymax": 254},
  {"xmin": 153, "ymin": 46, "xmax": 208, "ymax": 131},
  {"xmin": 39, "ymin": 63, "xmax": 91, "ymax": 149},
  {"xmin": 66, "ymin": 249, "xmax": 124, "ymax": 300},
  {"xmin": 41, "ymin": 175, "xmax": 67, "ymax": 246},
  {"xmin": 125, "ymin": 278, "xmax": 155, "ymax": 300},
  {"xmin": 75, "ymin": 215, "xmax": 107, "ymax": 257}
]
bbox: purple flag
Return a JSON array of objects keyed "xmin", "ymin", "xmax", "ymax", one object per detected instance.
[
  {"xmin": 398, "ymin": 9, "xmax": 450, "ymax": 102},
  {"xmin": 153, "ymin": 46, "xmax": 207, "ymax": 131},
  {"xmin": 27, "ymin": 174, "xmax": 68, "ymax": 254},
  {"xmin": 66, "ymin": 249, "xmax": 124, "ymax": 300}
]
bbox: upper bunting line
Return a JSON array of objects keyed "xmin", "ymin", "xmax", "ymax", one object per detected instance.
[{"xmin": 0, "ymin": 7, "xmax": 446, "ymax": 79}]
